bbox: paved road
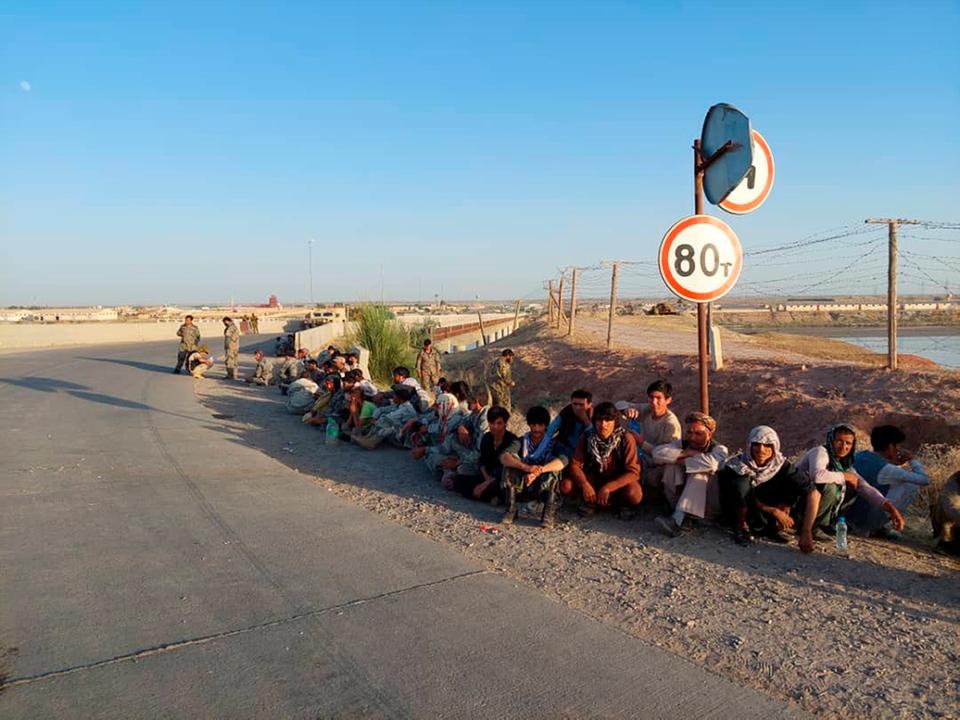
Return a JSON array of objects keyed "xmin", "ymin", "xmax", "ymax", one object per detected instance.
[{"xmin": 0, "ymin": 341, "xmax": 804, "ymax": 718}]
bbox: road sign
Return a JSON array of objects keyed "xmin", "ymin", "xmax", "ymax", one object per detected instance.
[
  {"xmin": 700, "ymin": 103, "xmax": 753, "ymax": 205},
  {"xmin": 719, "ymin": 130, "xmax": 774, "ymax": 214},
  {"xmin": 658, "ymin": 215, "xmax": 743, "ymax": 303}
]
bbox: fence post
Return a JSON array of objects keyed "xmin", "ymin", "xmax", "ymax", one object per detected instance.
[
  {"xmin": 568, "ymin": 267, "xmax": 578, "ymax": 336},
  {"xmin": 606, "ymin": 262, "xmax": 619, "ymax": 349}
]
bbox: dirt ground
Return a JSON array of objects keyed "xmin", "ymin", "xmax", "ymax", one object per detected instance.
[{"xmin": 196, "ymin": 321, "xmax": 960, "ymax": 719}]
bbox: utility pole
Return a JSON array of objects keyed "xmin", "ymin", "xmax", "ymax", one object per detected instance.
[
  {"xmin": 866, "ymin": 218, "xmax": 920, "ymax": 370},
  {"xmin": 513, "ymin": 299, "xmax": 521, "ymax": 333},
  {"xmin": 547, "ymin": 280, "xmax": 555, "ymax": 324},
  {"xmin": 307, "ymin": 240, "xmax": 314, "ymax": 306},
  {"xmin": 603, "ymin": 262, "xmax": 620, "ymax": 349},
  {"xmin": 567, "ymin": 267, "xmax": 579, "ymax": 336}
]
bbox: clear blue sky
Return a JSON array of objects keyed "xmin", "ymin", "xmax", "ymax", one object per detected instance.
[{"xmin": 2, "ymin": 1, "xmax": 958, "ymax": 306}]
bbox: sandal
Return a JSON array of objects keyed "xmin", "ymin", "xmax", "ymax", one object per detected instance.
[{"xmin": 733, "ymin": 528, "xmax": 756, "ymax": 546}]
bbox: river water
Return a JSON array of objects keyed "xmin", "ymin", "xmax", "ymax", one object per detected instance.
[{"xmin": 736, "ymin": 326, "xmax": 960, "ymax": 369}]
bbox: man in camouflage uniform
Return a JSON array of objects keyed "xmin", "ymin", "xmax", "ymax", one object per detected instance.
[
  {"xmin": 415, "ymin": 339, "xmax": 442, "ymax": 392},
  {"xmin": 222, "ymin": 316, "xmax": 240, "ymax": 380},
  {"xmin": 173, "ymin": 315, "xmax": 201, "ymax": 374},
  {"xmin": 486, "ymin": 348, "xmax": 516, "ymax": 412},
  {"xmin": 245, "ymin": 349, "xmax": 276, "ymax": 386}
]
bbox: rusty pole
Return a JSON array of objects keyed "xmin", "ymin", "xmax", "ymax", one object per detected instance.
[{"xmin": 694, "ymin": 139, "xmax": 709, "ymax": 414}]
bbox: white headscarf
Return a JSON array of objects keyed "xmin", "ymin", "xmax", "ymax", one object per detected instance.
[{"xmin": 724, "ymin": 425, "xmax": 785, "ymax": 486}]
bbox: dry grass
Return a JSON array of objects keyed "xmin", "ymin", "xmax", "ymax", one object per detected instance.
[{"xmin": 917, "ymin": 443, "xmax": 960, "ymax": 517}]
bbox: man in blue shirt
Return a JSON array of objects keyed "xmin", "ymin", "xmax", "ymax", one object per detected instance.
[{"xmin": 851, "ymin": 424, "xmax": 929, "ymax": 538}]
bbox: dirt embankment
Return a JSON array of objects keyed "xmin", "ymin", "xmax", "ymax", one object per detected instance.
[{"xmin": 447, "ymin": 319, "xmax": 960, "ymax": 460}]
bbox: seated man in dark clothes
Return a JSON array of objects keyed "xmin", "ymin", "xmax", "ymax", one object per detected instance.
[
  {"xmin": 559, "ymin": 401, "xmax": 642, "ymax": 518},
  {"xmin": 719, "ymin": 425, "xmax": 818, "ymax": 547},
  {"xmin": 499, "ymin": 405, "xmax": 566, "ymax": 528},
  {"xmin": 453, "ymin": 406, "xmax": 516, "ymax": 504}
]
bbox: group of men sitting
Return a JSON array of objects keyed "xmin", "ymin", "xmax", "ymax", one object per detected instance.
[{"xmin": 244, "ymin": 342, "xmax": 934, "ymax": 553}]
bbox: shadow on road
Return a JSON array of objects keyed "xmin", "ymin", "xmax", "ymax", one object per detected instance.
[
  {"xmin": 0, "ymin": 377, "xmax": 88, "ymax": 393},
  {"xmin": 78, "ymin": 356, "xmax": 172, "ymax": 374}
]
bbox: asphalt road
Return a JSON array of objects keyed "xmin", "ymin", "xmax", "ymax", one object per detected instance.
[{"xmin": 0, "ymin": 340, "xmax": 804, "ymax": 719}]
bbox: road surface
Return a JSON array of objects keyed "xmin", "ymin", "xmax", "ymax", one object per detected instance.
[{"xmin": 0, "ymin": 340, "xmax": 804, "ymax": 718}]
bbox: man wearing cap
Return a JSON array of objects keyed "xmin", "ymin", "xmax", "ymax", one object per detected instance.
[
  {"xmin": 415, "ymin": 339, "xmax": 442, "ymax": 392},
  {"xmin": 486, "ymin": 349, "xmax": 516, "ymax": 412},
  {"xmin": 653, "ymin": 411, "xmax": 729, "ymax": 537},
  {"xmin": 173, "ymin": 315, "xmax": 201, "ymax": 374}
]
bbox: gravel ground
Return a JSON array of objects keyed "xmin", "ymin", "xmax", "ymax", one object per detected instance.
[{"xmin": 196, "ymin": 364, "xmax": 960, "ymax": 719}]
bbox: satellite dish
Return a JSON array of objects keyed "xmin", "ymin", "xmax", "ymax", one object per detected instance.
[{"xmin": 701, "ymin": 103, "xmax": 753, "ymax": 205}]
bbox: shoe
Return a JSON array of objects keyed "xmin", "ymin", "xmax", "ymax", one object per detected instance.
[
  {"xmin": 733, "ymin": 528, "xmax": 756, "ymax": 546},
  {"xmin": 500, "ymin": 486, "xmax": 518, "ymax": 525},
  {"xmin": 655, "ymin": 516, "xmax": 680, "ymax": 538},
  {"xmin": 541, "ymin": 490, "xmax": 559, "ymax": 529},
  {"xmin": 870, "ymin": 526, "xmax": 903, "ymax": 541},
  {"xmin": 812, "ymin": 528, "xmax": 831, "ymax": 542},
  {"xmin": 763, "ymin": 527, "xmax": 790, "ymax": 544}
]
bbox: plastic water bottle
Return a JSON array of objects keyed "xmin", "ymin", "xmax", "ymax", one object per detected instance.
[
  {"xmin": 325, "ymin": 418, "xmax": 339, "ymax": 445},
  {"xmin": 836, "ymin": 516, "xmax": 848, "ymax": 553}
]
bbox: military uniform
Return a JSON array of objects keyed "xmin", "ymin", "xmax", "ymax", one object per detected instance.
[
  {"xmin": 223, "ymin": 321, "xmax": 240, "ymax": 379},
  {"xmin": 415, "ymin": 348, "xmax": 442, "ymax": 391},
  {"xmin": 188, "ymin": 350, "xmax": 213, "ymax": 378},
  {"xmin": 246, "ymin": 357, "xmax": 276, "ymax": 385},
  {"xmin": 175, "ymin": 323, "xmax": 201, "ymax": 373},
  {"xmin": 487, "ymin": 357, "xmax": 514, "ymax": 411}
]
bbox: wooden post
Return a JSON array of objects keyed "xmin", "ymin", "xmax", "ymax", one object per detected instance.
[
  {"xmin": 513, "ymin": 299, "xmax": 521, "ymax": 333},
  {"xmin": 568, "ymin": 267, "xmax": 579, "ymax": 336},
  {"xmin": 866, "ymin": 218, "xmax": 919, "ymax": 371},
  {"xmin": 547, "ymin": 280, "xmax": 554, "ymax": 324},
  {"xmin": 556, "ymin": 274, "xmax": 565, "ymax": 330},
  {"xmin": 606, "ymin": 262, "xmax": 619, "ymax": 349},
  {"xmin": 477, "ymin": 311, "xmax": 488, "ymax": 346}
]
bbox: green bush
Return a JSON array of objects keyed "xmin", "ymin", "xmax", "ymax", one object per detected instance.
[{"xmin": 349, "ymin": 304, "xmax": 416, "ymax": 385}]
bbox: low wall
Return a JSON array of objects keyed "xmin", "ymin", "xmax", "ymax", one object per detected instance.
[
  {"xmin": 432, "ymin": 318, "xmax": 522, "ymax": 353},
  {"xmin": 0, "ymin": 319, "xmax": 295, "ymax": 351},
  {"xmin": 293, "ymin": 321, "xmax": 351, "ymax": 353}
]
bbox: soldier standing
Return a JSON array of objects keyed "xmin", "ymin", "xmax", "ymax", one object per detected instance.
[
  {"xmin": 174, "ymin": 315, "xmax": 201, "ymax": 374},
  {"xmin": 250, "ymin": 312, "xmax": 260, "ymax": 334},
  {"xmin": 223, "ymin": 316, "xmax": 241, "ymax": 379},
  {"xmin": 487, "ymin": 348, "xmax": 516, "ymax": 412},
  {"xmin": 415, "ymin": 338, "xmax": 442, "ymax": 392}
]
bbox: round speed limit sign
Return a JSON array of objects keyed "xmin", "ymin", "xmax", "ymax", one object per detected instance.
[{"xmin": 658, "ymin": 215, "xmax": 743, "ymax": 303}]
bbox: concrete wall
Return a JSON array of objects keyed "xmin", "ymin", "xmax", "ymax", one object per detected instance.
[
  {"xmin": 293, "ymin": 321, "xmax": 351, "ymax": 353},
  {"xmin": 0, "ymin": 319, "xmax": 295, "ymax": 352},
  {"xmin": 432, "ymin": 318, "xmax": 521, "ymax": 353}
]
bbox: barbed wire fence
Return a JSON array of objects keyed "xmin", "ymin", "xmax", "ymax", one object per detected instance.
[{"xmin": 535, "ymin": 220, "xmax": 959, "ymax": 364}]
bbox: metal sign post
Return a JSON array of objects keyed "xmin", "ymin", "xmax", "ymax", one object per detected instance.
[{"xmin": 694, "ymin": 140, "xmax": 709, "ymax": 413}]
